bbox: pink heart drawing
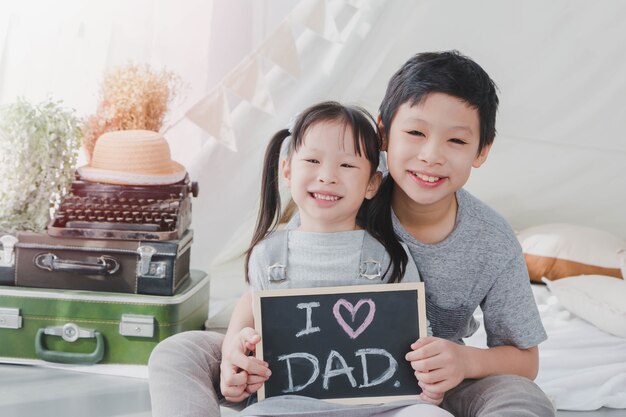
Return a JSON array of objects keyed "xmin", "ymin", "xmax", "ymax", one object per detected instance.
[{"xmin": 332, "ymin": 298, "xmax": 376, "ymax": 339}]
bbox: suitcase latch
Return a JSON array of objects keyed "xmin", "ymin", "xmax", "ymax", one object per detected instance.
[
  {"xmin": 136, "ymin": 245, "xmax": 167, "ymax": 279},
  {"xmin": 119, "ymin": 314, "xmax": 154, "ymax": 338},
  {"xmin": 0, "ymin": 235, "xmax": 18, "ymax": 267},
  {"xmin": 0, "ymin": 308, "xmax": 22, "ymax": 329},
  {"xmin": 43, "ymin": 323, "xmax": 95, "ymax": 342}
]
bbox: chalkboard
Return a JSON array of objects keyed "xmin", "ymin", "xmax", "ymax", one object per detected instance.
[{"xmin": 253, "ymin": 283, "xmax": 427, "ymax": 404}]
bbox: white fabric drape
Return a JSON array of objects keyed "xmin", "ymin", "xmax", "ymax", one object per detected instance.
[
  {"xmin": 1, "ymin": 0, "xmax": 625, "ymax": 301},
  {"xmin": 187, "ymin": 0, "xmax": 626, "ymax": 302}
]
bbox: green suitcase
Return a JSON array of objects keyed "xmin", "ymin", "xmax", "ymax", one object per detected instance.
[{"xmin": 0, "ymin": 270, "xmax": 209, "ymax": 365}]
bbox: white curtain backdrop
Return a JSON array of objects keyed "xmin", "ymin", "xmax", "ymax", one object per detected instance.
[{"xmin": 1, "ymin": 0, "xmax": 625, "ymax": 304}]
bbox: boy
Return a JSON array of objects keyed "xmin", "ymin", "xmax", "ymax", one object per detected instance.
[
  {"xmin": 148, "ymin": 51, "xmax": 555, "ymax": 417},
  {"xmin": 370, "ymin": 50, "xmax": 554, "ymax": 416}
]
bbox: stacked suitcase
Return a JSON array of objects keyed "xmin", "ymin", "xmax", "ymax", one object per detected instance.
[{"xmin": 0, "ymin": 173, "xmax": 208, "ymax": 366}]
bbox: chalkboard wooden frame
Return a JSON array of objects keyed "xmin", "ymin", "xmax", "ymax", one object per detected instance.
[{"xmin": 253, "ymin": 283, "xmax": 426, "ymax": 404}]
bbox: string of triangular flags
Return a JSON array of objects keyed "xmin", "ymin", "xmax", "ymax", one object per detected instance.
[{"xmin": 183, "ymin": 0, "xmax": 365, "ymax": 151}]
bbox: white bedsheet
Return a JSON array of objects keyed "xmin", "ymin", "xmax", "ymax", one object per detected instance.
[{"xmin": 465, "ymin": 285, "xmax": 626, "ymax": 411}]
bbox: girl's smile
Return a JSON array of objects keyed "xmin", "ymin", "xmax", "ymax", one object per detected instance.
[{"xmin": 309, "ymin": 191, "xmax": 342, "ymax": 206}]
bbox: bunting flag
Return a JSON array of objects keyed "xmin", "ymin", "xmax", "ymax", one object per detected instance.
[
  {"xmin": 183, "ymin": 0, "xmax": 362, "ymax": 149},
  {"xmin": 224, "ymin": 55, "xmax": 275, "ymax": 115},
  {"xmin": 293, "ymin": 0, "xmax": 341, "ymax": 43},
  {"xmin": 258, "ymin": 20, "xmax": 300, "ymax": 78},
  {"xmin": 185, "ymin": 86, "xmax": 237, "ymax": 151}
]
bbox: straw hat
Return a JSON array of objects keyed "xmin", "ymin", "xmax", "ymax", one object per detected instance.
[{"xmin": 77, "ymin": 130, "xmax": 186, "ymax": 185}]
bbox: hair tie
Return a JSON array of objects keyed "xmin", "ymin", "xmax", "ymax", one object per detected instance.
[
  {"xmin": 286, "ymin": 112, "xmax": 300, "ymax": 135},
  {"xmin": 280, "ymin": 112, "xmax": 299, "ymax": 158}
]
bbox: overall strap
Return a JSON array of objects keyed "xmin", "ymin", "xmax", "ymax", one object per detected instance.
[
  {"xmin": 359, "ymin": 233, "xmax": 386, "ymax": 280},
  {"xmin": 263, "ymin": 229, "xmax": 289, "ymax": 282}
]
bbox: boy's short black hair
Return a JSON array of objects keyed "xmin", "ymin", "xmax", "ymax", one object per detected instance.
[{"xmin": 379, "ymin": 50, "xmax": 499, "ymax": 153}]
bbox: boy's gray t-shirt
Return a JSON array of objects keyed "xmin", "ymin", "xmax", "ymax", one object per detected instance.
[{"xmin": 393, "ymin": 188, "xmax": 547, "ymax": 349}]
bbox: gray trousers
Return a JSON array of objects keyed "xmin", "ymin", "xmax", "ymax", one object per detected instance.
[{"xmin": 148, "ymin": 331, "xmax": 555, "ymax": 417}]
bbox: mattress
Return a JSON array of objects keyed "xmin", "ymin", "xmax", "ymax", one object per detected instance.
[{"xmin": 464, "ymin": 284, "xmax": 626, "ymax": 412}]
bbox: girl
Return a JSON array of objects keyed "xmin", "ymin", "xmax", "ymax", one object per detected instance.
[{"xmin": 220, "ymin": 101, "xmax": 449, "ymax": 417}]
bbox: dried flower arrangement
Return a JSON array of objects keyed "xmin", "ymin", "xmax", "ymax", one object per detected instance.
[
  {"xmin": 82, "ymin": 63, "xmax": 181, "ymax": 160},
  {"xmin": 0, "ymin": 98, "xmax": 81, "ymax": 232}
]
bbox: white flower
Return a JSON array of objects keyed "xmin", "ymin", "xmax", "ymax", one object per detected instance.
[{"xmin": 0, "ymin": 98, "xmax": 81, "ymax": 233}]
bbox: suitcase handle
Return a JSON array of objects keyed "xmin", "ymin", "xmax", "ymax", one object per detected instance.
[
  {"xmin": 35, "ymin": 324, "xmax": 105, "ymax": 364},
  {"xmin": 34, "ymin": 253, "xmax": 120, "ymax": 275}
]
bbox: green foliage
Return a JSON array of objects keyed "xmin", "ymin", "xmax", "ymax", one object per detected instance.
[{"xmin": 0, "ymin": 98, "xmax": 81, "ymax": 232}]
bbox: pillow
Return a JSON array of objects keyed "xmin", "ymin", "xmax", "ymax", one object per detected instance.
[
  {"xmin": 543, "ymin": 275, "xmax": 626, "ymax": 338},
  {"xmin": 517, "ymin": 223, "xmax": 625, "ymax": 283}
]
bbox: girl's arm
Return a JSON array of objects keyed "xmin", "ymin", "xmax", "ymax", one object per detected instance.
[
  {"xmin": 220, "ymin": 289, "xmax": 271, "ymax": 402},
  {"xmin": 222, "ymin": 289, "xmax": 255, "ymax": 351}
]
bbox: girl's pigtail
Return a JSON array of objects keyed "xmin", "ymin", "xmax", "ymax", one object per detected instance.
[
  {"xmin": 244, "ymin": 129, "xmax": 292, "ymax": 282},
  {"xmin": 367, "ymin": 175, "xmax": 407, "ymax": 283}
]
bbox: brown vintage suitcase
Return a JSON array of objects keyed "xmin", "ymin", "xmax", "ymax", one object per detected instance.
[{"xmin": 0, "ymin": 230, "xmax": 192, "ymax": 295}]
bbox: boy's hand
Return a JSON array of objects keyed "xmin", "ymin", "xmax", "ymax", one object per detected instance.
[
  {"xmin": 220, "ymin": 327, "xmax": 271, "ymax": 402},
  {"xmin": 405, "ymin": 336, "xmax": 467, "ymax": 402},
  {"xmin": 419, "ymin": 387, "xmax": 445, "ymax": 405}
]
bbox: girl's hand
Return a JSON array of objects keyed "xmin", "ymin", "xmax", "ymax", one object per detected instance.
[
  {"xmin": 405, "ymin": 336, "xmax": 467, "ymax": 400},
  {"xmin": 220, "ymin": 327, "xmax": 271, "ymax": 402}
]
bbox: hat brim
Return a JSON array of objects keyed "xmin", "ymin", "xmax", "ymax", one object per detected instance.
[{"xmin": 77, "ymin": 162, "xmax": 187, "ymax": 185}]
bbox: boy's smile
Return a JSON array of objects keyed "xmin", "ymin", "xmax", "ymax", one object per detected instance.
[
  {"xmin": 384, "ymin": 92, "xmax": 490, "ymax": 218},
  {"xmin": 410, "ymin": 171, "xmax": 446, "ymax": 187}
]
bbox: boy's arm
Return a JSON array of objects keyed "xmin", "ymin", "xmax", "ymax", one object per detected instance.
[
  {"xmin": 462, "ymin": 343, "xmax": 539, "ymax": 379},
  {"xmin": 406, "ymin": 337, "xmax": 539, "ymax": 396},
  {"xmin": 220, "ymin": 289, "xmax": 271, "ymax": 402}
]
